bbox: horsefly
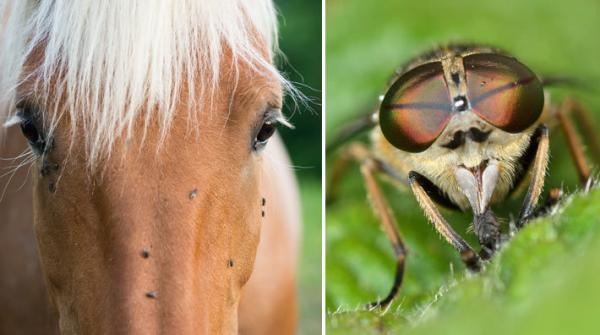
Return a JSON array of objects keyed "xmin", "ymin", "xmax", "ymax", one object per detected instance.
[{"xmin": 327, "ymin": 43, "xmax": 599, "ymax": 308}]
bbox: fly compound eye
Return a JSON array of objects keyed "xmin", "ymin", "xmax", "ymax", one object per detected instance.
[
  {"xmin": 465, "ymin": 53, "xmax": 544, "ymax": 133},
  {"xmin": 380, "ymin": 62, "xmax": 453, "ymax": 153}
]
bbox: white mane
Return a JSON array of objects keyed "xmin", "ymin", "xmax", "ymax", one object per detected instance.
[{"xmin": 0, "ymin": 0, "xmax": 290, "ymax": 166}]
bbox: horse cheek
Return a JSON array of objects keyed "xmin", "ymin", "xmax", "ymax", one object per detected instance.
[{"xmin": 234, "ymin": 160, "xmax": 263, "ymax": 287}]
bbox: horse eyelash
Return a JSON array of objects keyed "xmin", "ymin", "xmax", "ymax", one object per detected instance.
[
  {"xmin": 274, "ymin": 114, "xmax": 294, "ymax": 129},
  {"xmin": 3, "ymin": 114, "xmax": 24, "ymax": 128},
  {"xmin": 268, "ymin": 108, "xmax": 294, "ymax": 129}
]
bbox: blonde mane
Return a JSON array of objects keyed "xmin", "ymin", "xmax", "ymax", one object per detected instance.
[{"xmin": 0, "ymin": 0, "xmax": 291, "ymax": 166}]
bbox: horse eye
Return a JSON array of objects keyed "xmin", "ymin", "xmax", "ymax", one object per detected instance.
[
  {"xmin": 15, "ymin": 105, "xmax": 46, "ymax": 154},
  {"xmin": 20, "ymin": 118, "xmax": 40, "ymax": 144},
  {"xmin": 253, "ymin": 120, "xmax": 277, "ymax": 151}
]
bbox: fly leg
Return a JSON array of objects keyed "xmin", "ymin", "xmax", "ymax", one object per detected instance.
[
  {"xmin": 533, "ymin": 187, "xmax": 564, "ymax": 218},
  {"xmin": 326, "ymin": 142, "xmax": 357, "ymax": 204},
  {"xmin": 326, "ymin": 113, "xmax": 378, "ymax": 204},
  {"xmin": 570, "ymin": 99, "xmax": 600, "ymax": 163},
  {"xmin": 517, "ymin": 125, "xmax": 550, "ymax": 228},
  {"xmin": 409, "ymin": 172, "xmax": 482, "ymax": 272},
  {"xmin": 527, "ymin": 98, "xmax": 598, "ymax": 220},
  {"xmin": 555, "ymin": 97, "xmax": 599, "ymax": 185},
  {"xmin": 330, "ymin": 142, "xmax": 408, "ymax": 309}
]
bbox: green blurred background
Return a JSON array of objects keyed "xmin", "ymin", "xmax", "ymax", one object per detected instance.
[
  {"xmin": 326, "ymin": 0, "xmax": 600, "ymax": 334},
  {"xmin": 276, "ymin": 0, "xmax": 322, "ymax": 334}
]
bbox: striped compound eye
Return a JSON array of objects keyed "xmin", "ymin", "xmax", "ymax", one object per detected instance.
[
  {"xmin": 380, "ymin": 62, "xmax": 453, "ymax": 153},
  {"xmin": 379, "ymin": 53, "xmax": 544, "ymax": 153},
  {"xmin": 464, "ymin": 53, "xmax": 544, "ymax": 133}
]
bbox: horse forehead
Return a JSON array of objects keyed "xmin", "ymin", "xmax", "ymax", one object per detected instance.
[
  {"xmin": 15, "ymin": 33, "xmax": 283, "ymax": 114},
  {"xmin": 234, "ymin": 78, "xmax": 283, "ymax": 109},
  {"xmin": 210, "ymin": 67, "xmax": 283, "ymax": 122},
  {"xmin": 229, "ymin": 62, "xmax": 283, "ymax": 101}
]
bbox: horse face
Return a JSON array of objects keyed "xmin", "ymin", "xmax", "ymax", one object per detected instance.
[{"xmin": 17, "ymin": 54, "xmax": 283, "ymax": 334}]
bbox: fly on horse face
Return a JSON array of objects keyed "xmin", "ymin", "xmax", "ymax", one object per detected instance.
[{"xmin": 0, "ymin": 1, "xmax": 301, "ymax": 334}]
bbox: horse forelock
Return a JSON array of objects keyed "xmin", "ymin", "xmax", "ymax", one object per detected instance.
[{"xmin": 0, "ymin": 0, "xmax": 293, "ymax": 168}]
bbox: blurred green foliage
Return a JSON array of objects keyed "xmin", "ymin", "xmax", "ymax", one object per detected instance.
[
  {"xmin": 298, "ymin": 179, "xmax": 322, "ymax": 335},
  {"xmin": 326, "ymin": 0, "xmax": 600, "ymax": 333},
  {"xmin": 277, "ymin": 0, "xmax": 322, "ymax": 181},
  {"xmin": 276, "ymin": 0, "xmax": 322, "ymax": 333},
  {"xmin": 328, "ymin": 188, "xmax": 600, "ymax": 334}
]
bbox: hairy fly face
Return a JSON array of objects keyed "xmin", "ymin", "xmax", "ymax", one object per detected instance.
[{"xmin": 374, "ymin": 45, "xmax": 545, "ymax": 214}]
